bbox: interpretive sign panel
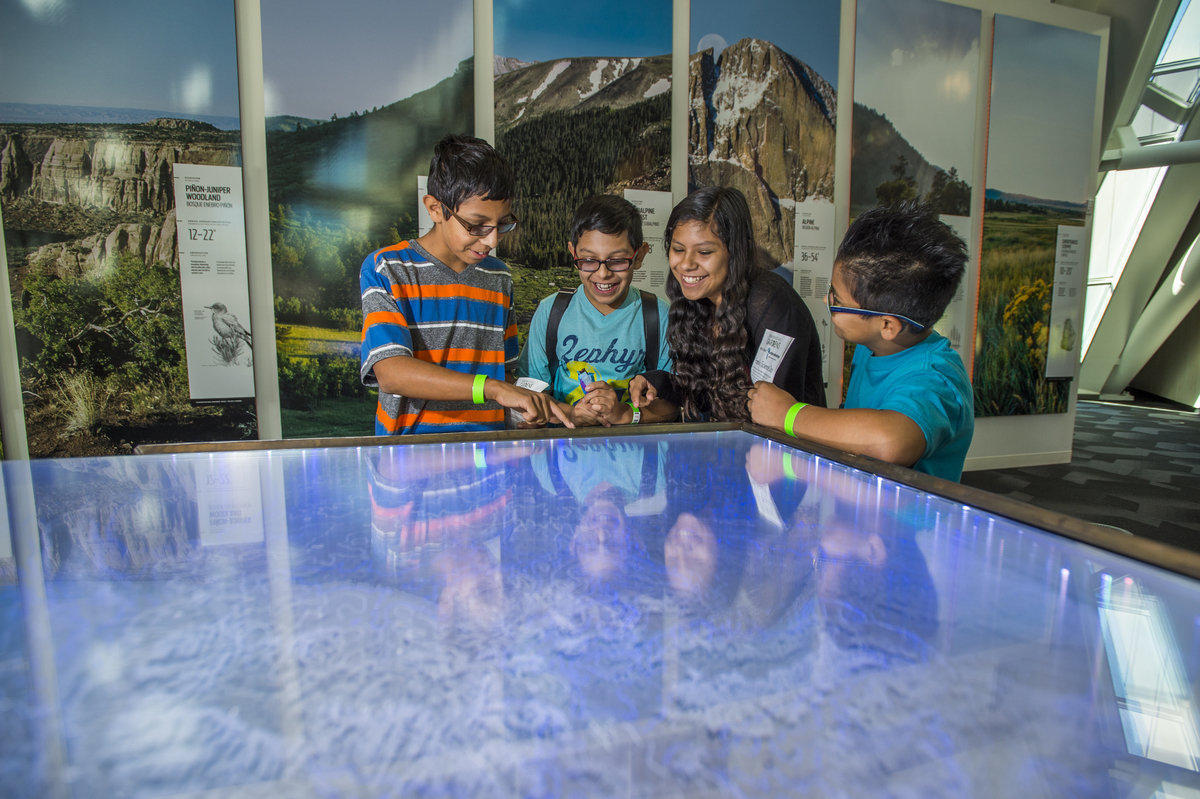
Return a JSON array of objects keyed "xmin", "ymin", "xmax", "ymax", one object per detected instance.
[
  {"xmin": 624, "ymin": 189, "xmax": 673, "ymax": 300},
  {"xmin": 173, "ymin": 163, "xmax": 255, "ymax": 401},
  {"xmin": 793, "ymin": 198, "xmax": 836, "ymax": 380},
  {"xmin": 1046, "ymin": 224, "xmax": 1089, "ymax": 379}
]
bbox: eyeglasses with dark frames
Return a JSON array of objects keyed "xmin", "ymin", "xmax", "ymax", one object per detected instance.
[
  {"xmin": 440, "ymin": 204, "xmax": 519, "ymax": 237},
  {"xmin": 826, "ymin": 285, "xmax": 927, "ymax": 332},
  {"xmin": 572, "ymin": 258, "xmax": 634, "ymax": 273}
]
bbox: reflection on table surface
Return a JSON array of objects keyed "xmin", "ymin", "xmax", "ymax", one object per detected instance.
[{"xmin": 2, "ymin": 431, "xmax": 1199, "ymax": 798}]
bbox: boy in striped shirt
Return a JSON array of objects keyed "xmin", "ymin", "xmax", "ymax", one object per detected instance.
[{"xmin": 360, "ymin": 134, "xmax": 572, "ymax": 435}]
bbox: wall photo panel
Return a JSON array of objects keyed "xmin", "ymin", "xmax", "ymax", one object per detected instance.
[
  {"xmin": 851, "ymin": 0, "xmax": 982, "ymax": 364},
  {"xmin": 259, "ymin": 0, "xmax": 475, "ymax": 437},
  {"xmin": 492, "ymin": 0, "xmax": 673, "ymax": 337},
  {"xmin": 973, "ymin": 14, "xmax": 1101, "ymax": 418},
  {"xmin": 688, "ymin": 0, "xmax": 841, "ymax": 380},
  {"xmin": 0, "ymin": 0, "xmax": 254, "ymax": 457}
]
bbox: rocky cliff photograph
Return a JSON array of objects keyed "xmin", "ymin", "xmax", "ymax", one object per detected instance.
[
  {"xmin": 973, "ymin": 16, "xmax": 1100, "ymax": 418},
  {"xmin": 0, "ymin": 0, "xmax": 254, "ymax": 457},
  {"xmin": 257, "ymin": 0, "xmax": 475, "ymax": 438},
  {"xmin": 687, "ymin": 0, "xmax": 841, "ymax": 269},
  {"xmin": 492, "ymin": 0, "xmax": 672, "ymax": 332}
]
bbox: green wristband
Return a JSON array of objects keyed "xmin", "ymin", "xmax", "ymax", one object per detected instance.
[
  {"xmin": 783, "ymin": 402, "xmax": 807, "ymax": 437},
  {"xmin": 473, "ymin": 445, "xmax": 487, "ymax": 470},
  {"xmin": 472, "ymin": 373, "xmax": 487, "ymax": 405},
  {"xmin": 782, "ymin": 453, "xmax": 797, "ymax": 481}
]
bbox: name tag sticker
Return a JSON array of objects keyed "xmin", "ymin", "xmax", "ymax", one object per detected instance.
[
  {"xmin": 750, "ymin": 329, "xmax": 795, "ymax": 383},
  {"xmin": 514, "ymin": 377, "xmax": 550, "ymax": 392}
]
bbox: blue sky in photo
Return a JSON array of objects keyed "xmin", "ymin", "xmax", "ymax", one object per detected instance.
[
  {"xmin": 260, "ymin": 0, "xmax": 473, "ymax": 120},
  {"xmin": 988, "ymin": 14, "xmax": 1102, "ymax": 203},
  {"xmin": 0, "ymin": 0, "xmax": 240, "ymax": 117},
  {"xmin": 855, "ymin": 0, "xmax": 981, "ymax": 179},
  {"xmin": 494, "ymin": 0, "xmax": 672, "ymax": 62},
  {"xmin": 689, "ymin": 0, "xmax": 840, "ymax": 89}
]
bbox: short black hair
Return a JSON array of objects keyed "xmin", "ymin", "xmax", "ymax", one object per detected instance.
[
  {"xmin": 426, "ymin": 133, "xmax": 515, "ymax": 211},
  {"xmin": 836, "ymin": 200, "xmax": 967, "ymax": 330},
  {"xmin": 569, "ymin": 194, "xmax": 644, "ymax": 250}
]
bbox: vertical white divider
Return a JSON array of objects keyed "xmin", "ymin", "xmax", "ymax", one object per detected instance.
[
  {"xmin": 475, "ymin": 0, "xmax": 496, "ymax": 144},
  {"xmin": 829, "ymin": 0, "xmax": 857, "ymax": 408},
  {"xmin": 234, "ymin": 0, "xmax": 283, "ymax": 440},
  {"xmin": 0, "ymin": 212, "xmax": 29, "ymax": 460},
  {"xmin": 964, "ymin": 9, "xmax": 995, "ymax": 381},
  {"xmin": 672, "ymin": 0, "xmax": 690, "ymax": 205}
]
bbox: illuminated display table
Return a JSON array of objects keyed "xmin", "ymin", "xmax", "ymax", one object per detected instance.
[{"xmin": 3, "ymin": 424, "xmax": 1199, "ymax": 798}]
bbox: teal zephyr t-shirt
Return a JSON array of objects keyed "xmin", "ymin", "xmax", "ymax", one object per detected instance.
[
  {"xmin": 516, "ymin": 288, "xmax": 672, "ymax": 405},
  {"xmin": 844, "ymin": 331, "xmax": 974, "ymax": 482}
]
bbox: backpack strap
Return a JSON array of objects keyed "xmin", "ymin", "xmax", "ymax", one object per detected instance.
[
  {"xmin": 639, "ymin": 289, "xmax": 659, "ymax": 373},
  {"xmin": 545, "ymin": 288, "xmax": 575, "ymax": 387}
]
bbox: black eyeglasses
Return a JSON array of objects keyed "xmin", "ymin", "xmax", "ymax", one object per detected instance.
[
  {"xmin": 572, "ymin": 258, "xmax": 634, "ymax": 273},
  {"xmin": 826, "ymin": 286, "xmax": 927, "ymax": 332},
  {"xmin": 441, "ymin": 204, "xmax": 519, "ymax": 237}
]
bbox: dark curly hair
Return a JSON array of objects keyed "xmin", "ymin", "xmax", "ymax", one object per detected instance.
[{"xmin": 665, "ymin": 187, "xmax": 761, "ymax": 421}]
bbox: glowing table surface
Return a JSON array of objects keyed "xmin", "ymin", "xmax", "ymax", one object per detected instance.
[{"xmin": 2, "ymin": 428, "xmax": 1199, "ymax": 798}]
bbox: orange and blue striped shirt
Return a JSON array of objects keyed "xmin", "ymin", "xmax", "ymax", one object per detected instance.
[{"xmin": 360, "ymin": 241, "xmax": 519, "ymax": 435}]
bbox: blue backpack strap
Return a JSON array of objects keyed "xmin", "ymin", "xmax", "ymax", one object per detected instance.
[
  {"xmin": 639, "ymin": 289, "xmax": 659, "ymax": 373},
  {"xmin": 545, "ymin": 288, "xmax": 575, "ymax": 388}
]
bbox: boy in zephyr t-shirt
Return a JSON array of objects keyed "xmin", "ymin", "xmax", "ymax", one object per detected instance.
[{"xmin": 516, "ymin": 194, "xmax": 677, "ymax": 427}]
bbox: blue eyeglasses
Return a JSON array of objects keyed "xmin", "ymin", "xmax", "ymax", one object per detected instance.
[{"xmin": 826, "ymin": 286, "xmax": 927, "ymax": 332}]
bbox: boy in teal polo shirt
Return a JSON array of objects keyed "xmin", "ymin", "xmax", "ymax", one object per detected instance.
[
  {"xmin": 746, "ymin": 201, "xmax": 974, "ymax": 481},
  {"xmin": 517, "ymin": 195, "xmax": 678, "ymax": 427}
]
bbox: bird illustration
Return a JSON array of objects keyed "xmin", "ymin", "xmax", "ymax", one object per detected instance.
[{"xmin": 206, "ymin": 303, "xmax": 252, "ymax": 347}]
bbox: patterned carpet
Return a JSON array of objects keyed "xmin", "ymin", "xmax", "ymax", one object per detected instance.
[{"xmin": 961, "ymin": 400, "xmax": 1200, "ymax": 554}]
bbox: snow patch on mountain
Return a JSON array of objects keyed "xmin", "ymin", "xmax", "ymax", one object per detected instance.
[
  {"xmin": 530, "ymin": 61, "xmax": 571, "ymax": 101},
  {"xmin": 643, "ymin": 78, "xmax": 670, "ymax": 99},
  {"xmin": 712, "ymin": 72, "xmax": 772, "ymax": 131},
  {"xmin": 580, "ymin": 60, "xmax": 610, "ymax": 100}
]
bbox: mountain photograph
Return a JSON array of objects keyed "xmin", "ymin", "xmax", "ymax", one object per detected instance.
[
  {"xmin": 489, "ymin": 0, "xmax": 674, "ymax": 333},
  {"xmin": 495, "ymin": 53, "xmax": 672, "ymax": 287},
  {"xmin": 850, "ymin": 0, "xmax": 980, "ymax": 218},
  {"xmin": 687, "ymin": 38, "xmax": 836, "ymax": 265},
  {"xmin": 683, "ymin": 0, "xmax": 841, "ymax": 273}
]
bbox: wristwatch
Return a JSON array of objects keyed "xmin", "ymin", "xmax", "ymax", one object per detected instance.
[{"xmin": 626, "ymin": 402, "xmax": 641, "ymax": 424}]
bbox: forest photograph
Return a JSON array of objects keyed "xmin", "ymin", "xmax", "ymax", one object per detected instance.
[{"xmin": 492, "ymin": 0, "xmax": 672, "ymax": 334}]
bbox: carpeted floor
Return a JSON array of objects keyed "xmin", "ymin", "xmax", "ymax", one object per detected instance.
[{"xmin": 961, "ymin": 400, "xmax": 1200, "ymax": 554}]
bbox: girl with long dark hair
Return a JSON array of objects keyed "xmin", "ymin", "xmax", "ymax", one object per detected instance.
[{"xmin": 632, "ymin": 187, "xmax": 825, "ymax": 420}]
